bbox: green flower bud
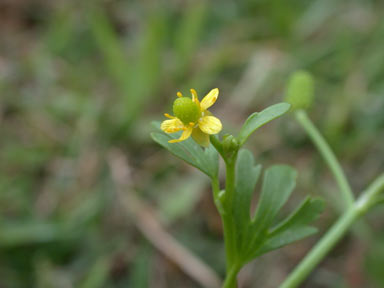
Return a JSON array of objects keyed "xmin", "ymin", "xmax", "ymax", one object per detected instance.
[
  {"xmin": 173, "ymin": 97, "xmax": 200, "ymax": 124},
  {"xmin": 285, "ymin": 70, "xmax": 314, "ymax": 110},
  {"xmin": 222, "ymin": 134, "xmax": 239, "ymax": 156}
]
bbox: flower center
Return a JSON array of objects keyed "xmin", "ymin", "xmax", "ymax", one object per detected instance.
[{"xmin": 173, "ymin": 97, "xmax": 200, "ymax": 124}]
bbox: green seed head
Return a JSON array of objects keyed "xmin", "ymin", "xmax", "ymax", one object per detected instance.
[
  {"xmin": 173, "ymin": 97, "xmax": 200, "ymax": 124},
  {"xmin": 285, "ymin": 70, "xmax": 315, "ymax": 110}
]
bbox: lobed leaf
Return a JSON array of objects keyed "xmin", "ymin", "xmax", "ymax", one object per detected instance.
[
  {"xmin": 269, "ymin": 196, "xmax": 324, "ymax": 237},
  {"xmin": 243, "ymin": 165, "xmax": 297, "ymax": 256},
  {"xmin": 253, "ymin": 226, "xmax": 318, "ymax": 258},
  {"xmin": 252, "ymin": 165, "xmax": 297, "ymax": 232},
  {"xmin": 246, "ymin": 197, "xmax": 324, "ymax": 259},
  {"xmin": 237, "ymin": 102, "xmax": 291, "ymax": 145}
]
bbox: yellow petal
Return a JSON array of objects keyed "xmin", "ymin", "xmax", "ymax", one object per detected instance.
[
  {"xmin": 192, "ymin": 127, "xmax": 210, "ymax": 147},
  {"xmin": 169, "ymin": 126, "xmax": 193, "ymax": 143},
  {"xmin": 203, "ymin": 110, "xmax": 212, "ymax": 116},
  {"xmin": 198, "ymin": 116, "xmax": 222, "ymax": 135},
  {"xmin": 200, "ymin": 88, "xmax": 219, "ymax": 111},
  {"xmin": 160, "ymin": 118, "xmax": 184, "ymax": 133}
]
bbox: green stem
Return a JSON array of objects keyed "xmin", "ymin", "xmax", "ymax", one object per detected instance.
[
  {"xmin": 211, "ymin": 177, "xmax": 220, "ymax": 201},
  {"xmin": 222, "ymin": 214, "xmax": 236, "ymax": 273},
  {"xmin": 222, "ymin": 264, "xmax": 241, "ymax": 288},
  {"xmin": 356, "ymin": 174, "xmax": 384, "ymax": 212},
  {"xmin": 295, "ymin": 110, "xmax": 354, "ymax": 208},
  {"xmin": 280, "ymin": 175, "xmax": 384, "ymax": 288},
  {"xmin": 210, "ymin": 134, "xmax": 243, "ymax": 287},
  {"xmin": 211, "ymin": 135, "xmax": 240, "ymax": 285},
  {"xmin": 280, "ymin": 207, "xmax": 360, "ymax": 288},
  {"xmin": 222, "ymin": 155, "xmax": 238, "ymax": 273},
  {"xmin": 295, "ymin": 110, "xmax": 372, "ymax": 242},
  {"xmin": 223, "ymin": 157, "xmax": 236, "ymax": 207}
]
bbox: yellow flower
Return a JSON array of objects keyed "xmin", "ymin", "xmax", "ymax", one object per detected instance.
[{"xmin": 160, "ymin": 88, "xmax": 222, "ymax": 147}]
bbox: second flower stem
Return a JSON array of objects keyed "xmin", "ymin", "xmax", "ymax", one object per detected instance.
[
  {"xmin": 280, "ymin": 174, "xmax": 384, "ymax": 288},
  {"xmin": 295, "ymin": 110, "xmax": 354, "ymax": 208},
  {"xmin": 280, "ymin": 206, "xmax": 360, "ymax": 288},
  {"xmin": 295, "ymin": 110, "xmax": 372, "ymax": 242}
]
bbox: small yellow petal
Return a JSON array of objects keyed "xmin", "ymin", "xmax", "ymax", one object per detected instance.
[
  {"xmin": 198, "ymin": 116, "xmax": 222, "ymax": 135},
  {"xmin": 177, "ymin": 91, "xmax": 183, "ymax": 98},
  {"xmin": 169, "ymin": 126, "xmax": 193, "ymax": 143},
  {"xmin": 160, "ymin": 118, "xmax": 184, "ymax": 133},
  {"xmin": 200, "ymin": 88, "xmax": 219, "ymax": 111},
  {"xmin": 192, "ymin": 127, "xmax": 210, "ymax": 147}
]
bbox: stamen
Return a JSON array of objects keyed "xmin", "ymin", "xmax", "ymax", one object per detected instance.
[
  {"xmin": 177, "ymin": 91, "xmax": 183, "ymax": 98},
  {"xmin": 164, "ymin": 113, "xmax": 175, "ymax": 119},
  {"xmin": 190, "ymin": 89, "xmax": 198, "ymax": 102}
]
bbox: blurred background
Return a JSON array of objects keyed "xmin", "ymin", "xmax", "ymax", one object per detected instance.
[{"xmin": 1, "ymin": 0, "xmax": 384, "ymax": 287}]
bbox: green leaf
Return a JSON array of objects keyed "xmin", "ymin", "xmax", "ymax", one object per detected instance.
[
  {"xmin": 237, "ymin": 103, "xmax": 291, "ymax": 145},
  {"xmin": 246, "ymin": 197, "xmax": 324, "ymax": 259},
  {"xmin": 230, "ymin": 161, "xmax": 323, "ymax": 264},
  {"xmin": 204, "ymin": 144, "xmax": 219, "ymax": 178},
  {"xmin": 151, "ymin": 122, "xmax": 218, "ymax": 178},
  {"xmin": 247, "ymin": 165, "xmax": 297, "ymax": 253},
  {"xmin": 234, "ymin": 149, "xmax": 261, "ymax": 250},
  {"xmin": 151, "ymin": 132, "xmax": 207, "ymax": 174},
  {"xmin": 253, "ymin": 165, "xmax": 297, "ymax": 231},
  {"xmin": 269, "ymin": 197, "xmax": 324, "ymax": 237},
  {"xmin": 254, "ymin": 226, "xmax": 318, "ymax": 258}
]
